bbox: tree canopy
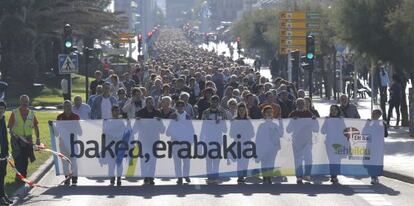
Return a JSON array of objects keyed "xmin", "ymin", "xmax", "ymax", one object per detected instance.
[{"xmin": 0, "ymin": 0, "xmax": 123, "ymax": 85}]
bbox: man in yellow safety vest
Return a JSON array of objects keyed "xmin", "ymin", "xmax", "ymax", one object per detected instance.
[{"xmin": 8, "ymin": 95, "xmax": 40, "ymax": 180}]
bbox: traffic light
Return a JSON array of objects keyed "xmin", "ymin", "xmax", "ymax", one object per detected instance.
[
  {"xmin": 290, "ymin": 50, "xmax": 300, "ymax": 84},
  {"xmin": 63, "ymin": 24, "xmax": 73, "ymax": 54},
  {"xmin": 290, "ymin": 50, "xmax": 300, "ymax": 68},
  {"xmin": 138, "ymin": 34, "xmax": 143, "ymax": 53},
  {"xmin": 306, "ymin": 35, "xmax": 315, "ymax": 61}
]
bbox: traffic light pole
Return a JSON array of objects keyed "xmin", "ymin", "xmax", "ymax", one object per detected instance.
[
  {"xmin": 306, "ymin": 35, "xmax": 315, "ymax": 99},
  {"xmin": 309, "ymin": 62, "xmax": 313, "ymax": 99},
  {"xmin": 63, "ymin": 24, "xmax": 73, "ymax": 101}
]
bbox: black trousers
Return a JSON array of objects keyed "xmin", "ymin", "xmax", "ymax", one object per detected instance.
[
  {"xmin": 379, "ymin": 86, "xmax": 387, "ymax": 120},
  {"xmin": 387, "ymin": 101, "xmax": 401, "ymax": 126},
  {"xmin": 0, "ymin": 160, "xmax": 7, "ymax": 196},
  {"xmin": 14, "ymin": 149, "xmax": 30, "ymax": 177}
]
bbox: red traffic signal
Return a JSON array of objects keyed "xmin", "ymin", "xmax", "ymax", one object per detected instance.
[{"xmin": 236, "ymin": 37, "xmax": 241, "ymax": 43}]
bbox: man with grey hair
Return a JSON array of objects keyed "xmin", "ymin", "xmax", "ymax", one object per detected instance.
[
  {"xmin": 72, "ymin": 96, "xmax": 91, "ymax": 120},
  {"xmin": 91, "ymin": 82, "xmax": 117, "ymax": 119},
  {"xmin": 8, "ymin": 95, "xmax": 40, "ymax": 179}
]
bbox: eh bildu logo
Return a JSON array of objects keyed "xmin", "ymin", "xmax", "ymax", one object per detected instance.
[
  {"xmin": 343, "ymin": 127, "xmax": 371, "ymax": 142},
  {"xmin": 331, "ymin": 127, "xmax": 371, "ymax": 159}
]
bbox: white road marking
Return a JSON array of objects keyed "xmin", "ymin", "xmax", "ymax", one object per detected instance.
[{"xmin": 340, "ymin": 176, "xmax": 393, "ymax": 206}]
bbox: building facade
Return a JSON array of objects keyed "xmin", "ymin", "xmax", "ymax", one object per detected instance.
[{"xmin": 166, "ymin": 0, "xmax": 196, "ymax": 27}]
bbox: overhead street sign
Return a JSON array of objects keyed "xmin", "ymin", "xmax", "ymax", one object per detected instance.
[
  {"xmin": 58, "ymin": 54, "xmax": 78, "ymax": 74},
  {"xmin": 280, "ymin": 30, "xmax": 307, "ymax": 37},
  {"xmin": 118, "ymin": 33, "xmax": 135, "ymax": 38},
  {"xmin": 118, "ymin": 38, "xmax": 136, "ymax": 44},
  {"xmin": 280, "ymin": 47, "xmax": 306, "ymax": 54},
  {"xmin": 307, "ymin": 12, "xmax": 321, "ymax": 20},
  {"xmin": 280, "ymin": 38, "xmax": 306, "ymax": 46},
  {"xmin": 280, "ymin": 11, "xmax": 306, "ymax": 20},
  {"xmin": 117, "ymin": 33, "xmax": 136, "ymax": 44},
  {"xmin": 279, "ymin": 11, "xmax": 307, "ymax": 55},
  {"xmin": 280, "ymin": 21, "xmax": 307, "ymax": 29},
  {"xmin": 279, "ymin": 11, "xmax": 322, "ymax": 55}
]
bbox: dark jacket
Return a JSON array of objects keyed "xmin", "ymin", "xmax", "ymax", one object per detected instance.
[
  {"xmin": 389, "ymin": 82, "xmax": 402, "ymax": 104},
  {"xmin": 0, "ymin": 116, "xmax": 8, "ymax": 158}
]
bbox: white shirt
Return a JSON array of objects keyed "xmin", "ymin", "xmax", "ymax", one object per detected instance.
[
  {"xmin": 72, "ymin": 103, "xmax": 91, "ymax": 120},
  {"xmin": 176, "ymin": 111, "xmax": 188, "ymax": 121},
  {"xmin": 61, "ymin": 79, "xmax": 69, "ymax": 94},
  {"xmin": 101, "ymin": 97, "xmax": 112, "ymax": 119}
]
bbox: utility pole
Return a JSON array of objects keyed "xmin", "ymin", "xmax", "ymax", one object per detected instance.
[{"xmin": 84, "ymin": 47, "xmax": 93, "ymax": 102}]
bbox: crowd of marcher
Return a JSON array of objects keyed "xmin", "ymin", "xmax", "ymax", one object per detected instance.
[{"xmin": 0, "ymin": 29, "xmax": 386, "ymax": 204}]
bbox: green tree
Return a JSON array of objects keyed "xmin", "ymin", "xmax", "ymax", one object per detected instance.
[
  {"xmin": 0, "ymin": 0, "xmax": 121, "ymax": 88},
  {"xmin": 232, "ymin": 8, "xmax": 280, "ymax": 62},
  {"xmin": 387, "ymin": 0, "xmax": 414, "ymax": 73},
  {"xmin": 333, "ymin": 0, "xmax": 412, "ymax": 125}
]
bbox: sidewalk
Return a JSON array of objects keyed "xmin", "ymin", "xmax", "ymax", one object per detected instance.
[{"xmin": 384, "ymin": 127, "xmax": 414, "ymax": 183}]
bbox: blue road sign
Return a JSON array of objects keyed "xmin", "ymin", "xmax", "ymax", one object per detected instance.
[{"xmin": 58, "ymin": 54, "xmax": 79, "ymax": 74}]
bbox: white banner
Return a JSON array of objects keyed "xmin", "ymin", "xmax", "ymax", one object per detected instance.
[{"xmin": 49, "ymin": 118, "xmax": 384, "ymax": 177}]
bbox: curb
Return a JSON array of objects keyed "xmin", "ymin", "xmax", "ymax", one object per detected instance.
[
  {"xmin": 383, "ymin": 170, "xmax": 414, "ymax": 185},
  {"xmin": 11, "ymin": 157, "xmax": 54, "ymax": 206}
]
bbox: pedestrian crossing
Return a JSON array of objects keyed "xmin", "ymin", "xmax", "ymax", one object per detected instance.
[{"xmin": 339, "ymin": 176, "xmax": 392, "ymax": 206}]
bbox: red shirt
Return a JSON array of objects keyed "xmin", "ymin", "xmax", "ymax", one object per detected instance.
[{"xmin": 57, "ymin": 112, "xmax": 80, "ymax": 121}]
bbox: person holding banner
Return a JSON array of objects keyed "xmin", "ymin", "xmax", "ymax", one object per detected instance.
[
  {"xmin": 256, "ymin": 106, "xmax": 283, "ymax": 184},
  {"xmin": 229, "ymin": 102, "xmax": 254, "ymax": 184},
  {"xmin": 366, "ymin": 109, "xmax": 387, "ymax": 184},
  {"xmin": 339, "ymin": 95, "xmax": 360, "ymax": 119},
  {"xmin": 167, "ymin": 100, "xmax": 193, "ymax": 185},
  {"xmin": 109, "ymin": 105, "xmax": 122, "ymax": 186},
  {"xmin": 8, "ymin": 95, "xmax": 40, "ymax": 181},
  {"xmin": 136, "ymin": 96, "xmax": 162, "ymax": 185},
  {"xmin": 288, "ymin": 98, "xmax": 318, "ymax": 184},
  {"xmin": 57, "ymin": 100, "xmax": 80, "ymax": 186},
  {"xmin": 0, "ymin": 101, "xmax": 13, "ymax": 205},
  {"xmin": 321, "ymin": 105, "xmax": 345, "ymax": 184},
  {"xmin": 201, "ymin": 95, "xmax": 228, "ymax": 184}
]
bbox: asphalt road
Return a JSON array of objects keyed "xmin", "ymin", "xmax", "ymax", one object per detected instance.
[{"xmin": 15, "ymin": 166, "xmax": 413, "ymax": 206}]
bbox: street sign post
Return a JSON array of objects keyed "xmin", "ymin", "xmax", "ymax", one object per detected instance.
[
  {"xmin": 58, "ymin": 54, "xmax": 79, "ymax": 74},
  {"xmin": 279, "ymin": 11, "xmax": 307, "ymax": 55},
  {"xmin": 279, "ymin": 11, "xmax": 322, "ymax": 55}
]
